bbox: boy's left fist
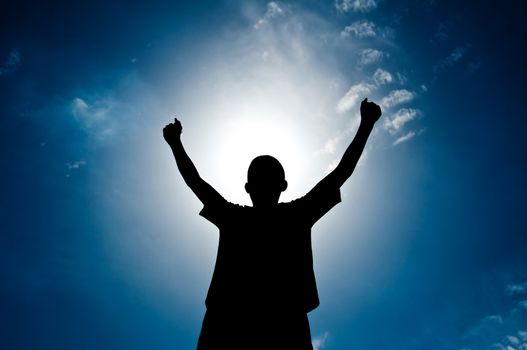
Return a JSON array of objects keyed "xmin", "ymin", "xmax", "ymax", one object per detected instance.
[
  {"xmin": 163, "ymin": 118, "xmax": 183, "ymax": 145},
  {"xmin": 360, "ymin": 98, "xmax": 382, "ymax": 124}
]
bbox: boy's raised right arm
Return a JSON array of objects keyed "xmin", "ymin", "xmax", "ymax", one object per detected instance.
[{"xmin": 163, "ymin": 118, "xmax": 224, "ymax": 206}]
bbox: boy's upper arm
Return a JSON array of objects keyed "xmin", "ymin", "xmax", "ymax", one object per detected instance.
[
  {"xmin": 198, "ymin": 186, "xmax": 235, "ymax": 228},
  {"xmin": 300, "ymin": 175, "xmax": 342, "ymax": 226},
  {"xmin": 193, "ymin": 178, "xmax": 224, "ymax": 206}
]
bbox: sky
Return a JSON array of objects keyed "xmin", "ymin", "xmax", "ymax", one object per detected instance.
[{"xmin": 1, "ymin": 0, "xmax": 527, "ymax": 349}]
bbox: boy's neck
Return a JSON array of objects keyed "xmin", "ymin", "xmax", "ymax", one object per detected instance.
[{"xmin": 251, "ymin": 201, "xmax": 280, "ymax": 209}]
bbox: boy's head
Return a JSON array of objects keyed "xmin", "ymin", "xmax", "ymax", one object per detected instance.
[{"xmin": 245, "ymin": 155, "xmax": 288, "ymax": 207}]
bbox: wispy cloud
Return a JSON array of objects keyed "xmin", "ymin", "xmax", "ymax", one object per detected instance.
[
  {"xmin": 341, "ymin": 20, "xmax": 376, "ymax": 38},
  {"xmin": 519, "ymin": 300, "xmax": 527, "ymax": 312},
  {"xmin": 336, "ymin": 82, "xmax": 375, "ymax": 114},
  {"xmin": 464, "ymin": 314, "xmax": 527, "ymax": 350},
  {"xmin": 66, "ymin": 160, "xmax": 87, "ymax": 170},
  {"xmin": 373, "ymin": 68, "xmax": 393, "ymax": 85},
  {"xmin": 323, "ymin": 111, "xmax": 360, "ymax": 156},
  {"xmin": 461, "ymin": 281, "xmax": 527, "ymax": 350},
  {"xmin": 65, "ymin": 159, "xmax": 87, "ymax": 177},
  {"xmin": 335, "ymin": 0, "xmax": 378, "ymax": 13},
  {"xmin": 396, "ymin": 72, "xmax": 407, "ymax": 85},
  {"xmin": 0, "ymin": 48, "xmax": 21, "ymax": 76},
  {"xmin": 70, "ymin": 97, "xmax": 117, "ymax": 140},
  {"xmin": 254, "ymin": 2, "xmax": 284, "ymax": 29},
  {"xmin": 312, "ymin": 331, "xmax": 329, "ymax": 350},
  {"xmin": 433, "ymin": 46, "xmax": 468, "ymax": 74},
  {"xmin": 324, "ymin": 135, "xmax": 343, "ymax": 154},
  {"xmin": 71, "ymin": 97, "xmax": 89, "ymax": 117},
  {"xmin": 506, "ymin": 282, "xmax": 527, "ymax": 297},
  {"xmin": 358, "ymin": 48, "xmax": 384, "ymax": 65},
  {"xmin": 380, "ymin": 89, "xmax": 415, "ymax": 109},
  {"xmin": 465, "ymin": 60, "xmax": 482, "ymax": 75},
  {"xmin": 71, "ymin": 97, "xmax": 107, "ymax": 128},
  {"xmin": 383, "ymin": 108, "xmax": 420, "ymax": 134},
  {"xmin": 433, "ymin": 22, "xmax": 450, "ymax": 41},
  {"xmin": 392, "ymin": 131, "xmax": 416, "ymax": 146}
]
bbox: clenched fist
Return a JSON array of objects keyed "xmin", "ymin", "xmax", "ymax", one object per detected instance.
[
  {"xmin": 360, "ymin": 98, "xmax": 382, "ymax": 125},
  {"xmin": 163, "ymin": 118, "xmax": 182, "ymax": 146}
]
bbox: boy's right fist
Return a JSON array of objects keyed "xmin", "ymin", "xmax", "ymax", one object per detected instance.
[
  {"xmin": 163, "ymin": 118, "xmax": 182, "ymax": 145},
  {"xmin": 360, "ymin": 98, "xmax": 382, "ymax": 125}
]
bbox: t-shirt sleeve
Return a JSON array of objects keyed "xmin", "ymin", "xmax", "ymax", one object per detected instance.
[
  {"xmin": 199, "ymin": 196, "xmax": 237, "ymax": 229},
  {"xmin": 297, "ymin": 179, "xmax": 342, "ymax": 227}
]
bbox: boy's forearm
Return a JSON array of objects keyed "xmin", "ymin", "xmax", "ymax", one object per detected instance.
[
  {"xmin": 331, "ymin": 120, "xmax": 375, "ymax": 187},
  {"xmin": 170, "ymin": 138, "xmax": 201, "ymax": 188},
  {"xmin": 341, "ymin": 120, "xmax": 374, "ymax": 168}
]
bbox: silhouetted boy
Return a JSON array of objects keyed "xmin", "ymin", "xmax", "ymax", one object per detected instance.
[{"xmin": 163, "ymin": 98, "xmax": 382, "ymax": 349}]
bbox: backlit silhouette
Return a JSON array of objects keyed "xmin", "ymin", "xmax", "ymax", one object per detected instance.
[{"xmin": 163, "ymin": 98, "xmax": 382, "ymax": 349}]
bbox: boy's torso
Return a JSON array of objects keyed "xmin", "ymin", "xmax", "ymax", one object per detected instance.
[{"xmin": 206, "ymin": 203, "xmax": 319, "ymax": 313}]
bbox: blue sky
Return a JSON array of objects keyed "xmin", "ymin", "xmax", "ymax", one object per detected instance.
[{"xmin": 1, "ymin": 1, "xmax": 527, "ymax": 349}]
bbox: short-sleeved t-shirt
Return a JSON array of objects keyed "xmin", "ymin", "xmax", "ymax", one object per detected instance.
[{"xmin": 199, "ymin": 181, "xmax": 341, "ymax": 313}]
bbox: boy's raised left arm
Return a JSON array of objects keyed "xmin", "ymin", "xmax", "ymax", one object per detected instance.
[{"xmin": 317, "ymin": 98, "xmax": 382, "ymax": 190}]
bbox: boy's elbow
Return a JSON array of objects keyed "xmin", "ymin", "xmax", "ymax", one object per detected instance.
[
  {"xmin": 321, "ymin": 169, "xmax": 343, "ymax": 189},
  {"xmin": 184, "ymin": 177, "xmax": 201, "ymax": 190},
  {"xmin": 330, "ymin": 166, "xmax": 354, "ymax": 187}
]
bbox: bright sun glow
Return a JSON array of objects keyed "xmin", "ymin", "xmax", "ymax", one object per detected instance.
[
  {"xmin": 179, "ymin": 55, "xmax": 339, "ymax": 206},
  {"xmin": 209, "ymin": 114, "xmax": 313, "ymax": 205}
]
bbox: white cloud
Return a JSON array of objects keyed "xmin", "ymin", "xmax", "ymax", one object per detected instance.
[
  {"xmin": 335, "ymin": 0, "xmax": 378, "ymax": 13},
  {"xmin": 507, "ymin": 336, "xmax": 521, "ymax": 346},
  {"xmin": 254, "ymin": 2, "xmax": 284, "ymax": 29},
  {"xmin": 266, "ymin": 2, "xmax": 283, "ymax": 17},
  {"xmin": 465, "ymin": 60, "xmax": 482, "ymax": 75},
  {"xmin": 506, "ymin": 282, "xmax": 527, "ymax": 296},
  {"xmin": 312, "ymin": 331, "xmax": 329, "ymax": 350},
  {"xmin": 484, "ymin": 315, "xmax": 504, "ymax": 325},
  {"xmin": 380, "ymin": 89, "xmax": 415, "ymax": 109},
  {"xmin": 324, "ymin": 135, "xmax": 343, "ymax": 154},
  {"xmin": 448, "ymin": 47, "xmax": 465, "ymax": 61},
  {"xmin": 0, "ymin": 48, "xmax": 21, "ymax": 76},
  {"xmin": 336, "ymin": 82, "xmax": 375, "ymax": 114},
  {"xmin": 70, "ymin": 97, "xmax": 117, "ymax": 140},
  {"xmin": 358, "ymin": 48, "xmax": 384, "ymax": 65},
  {"xmin": 373, "ymin": 68, "xmax": 393, "ymax": 85},
  {"xmin": 396, "ymin": 72, "xmax": 407, "ymax": 85},
  {"xmin": 433, "ymin": 46, "xmax": 468, "ymax": 74},
  {"xmin": 66, "ymin": 160, "xmax": 87, "ymax": 170},
  {"xmin": 341, "ymin": 20, "xmax": 376, "ymax": 38},
  {"xmin": 71, "ymin": 97, "xmax": 108, "ymax": 128},
  {"xmin": 383, "ymin": 108, "xmax": 420, "ymax": 134},
  {"xmin": 71, "ymin": 97, "xmax": 89, "ymax": 115},
  {"xmin": 461, "ymin": 282, "xmax": 527, "ymax": 350},
  {"xmin": 320, "ymin": 111, "xmax": 361, "ymax": 163},
  {"xmin": 433, "ymin": 22, "xmax": 449, "ymax": 41},
  {"xmin": 392, "ymin": 130, "xmax": 416, "ymax": 146}
]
